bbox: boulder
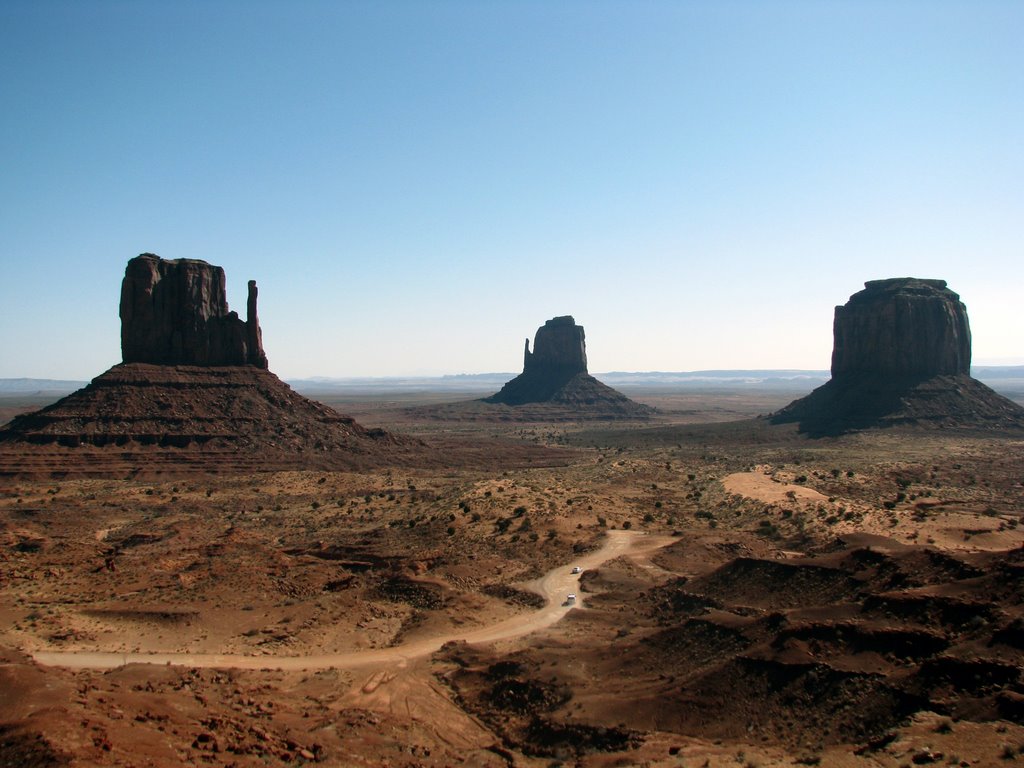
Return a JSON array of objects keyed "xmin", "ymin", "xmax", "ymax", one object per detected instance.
[{"xmin": 120, "ymin": 253, "xmax": 267, "ymax": 368}]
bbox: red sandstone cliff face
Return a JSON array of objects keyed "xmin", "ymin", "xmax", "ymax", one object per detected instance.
[
  {"xmin": 831, "ymin": 278, "xmax": 971, "ymax": 378},
  {"xmin": 120, "ymin": 254, "xmax": 267, "ymax": 368}
]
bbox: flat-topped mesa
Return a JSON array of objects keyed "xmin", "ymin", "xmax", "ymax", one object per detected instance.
[
  {"xmin": 831, "ymin": 278, "xmax": 971, "ymax": 378},
  {"xmin": 120, "ymin": 253, "xmax": 268, "ymax": 368},
  {"xmin": 771, "ymin": 277, "xmax": 1024, "ymax": 435}
]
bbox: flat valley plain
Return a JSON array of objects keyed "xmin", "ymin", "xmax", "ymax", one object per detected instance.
[{"xmin": 2, "ymin": 383, "xmax": 1024, "ymax": 767}]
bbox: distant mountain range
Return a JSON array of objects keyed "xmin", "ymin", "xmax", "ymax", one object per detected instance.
[
  {"xmin": 2, "ymin": 366, "xmax": 1021, "ymax": 397},
  {"xmin": 285, "ymin": 370, "xmax": 833, "ymax": 394},
  {"xmin": 288, "ymin": 366, "xmax": 1024, "ymax": 393},
  {"xmin": 0, "ymin": 378, "xmax": 89, "ymax": 394}
]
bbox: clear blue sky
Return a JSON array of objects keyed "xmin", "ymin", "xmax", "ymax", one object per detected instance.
[{"xmin": 2, "ymin": 1, "xmax": 1021, "ymax": 379}]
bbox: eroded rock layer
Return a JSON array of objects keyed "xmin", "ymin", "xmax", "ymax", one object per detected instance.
[{"xmin": 0, "ymin": 364, "xmax": 415, "ymax": 475}]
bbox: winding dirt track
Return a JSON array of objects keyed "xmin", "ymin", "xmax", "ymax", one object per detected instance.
[{"xmin": 33, "ymin": 530, "xmax": 673, "ymax": 671}]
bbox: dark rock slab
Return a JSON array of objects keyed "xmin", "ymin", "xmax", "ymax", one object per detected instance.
[{"xmin": 120, "ymin": 253, "xmax": 267, "ymax": 368}]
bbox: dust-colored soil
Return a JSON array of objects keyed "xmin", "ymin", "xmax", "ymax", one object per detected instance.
[
  {"xmin": 724, "ymin": 469, "xmax": 831, "ymax": 505},
  {"xmin": 2, "ymin": 390, "xmax": 1023, "ymax": 767},
  {"xmin": 31, "ymin": 530, "xmax": 671, "ymax": 671}
]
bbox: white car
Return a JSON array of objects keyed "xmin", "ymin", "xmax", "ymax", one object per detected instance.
[
  {"xmin": 571, "ymin": 566, "xmax": 582, "ymax": 574},
  {"xmin": 566, "ymin": 594, "xmax": 576, "ymax": 603}
]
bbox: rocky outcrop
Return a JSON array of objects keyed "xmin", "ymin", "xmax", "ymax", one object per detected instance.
[
  {"xmin": 772, "ymin": 278, "xmax": 1024, "ymax": 435},
  {"xmin": 831, "ymin": 278, "xmax": 971, "ymax": 377},
  {"xmin": 0, "ymin": 253, "xmax": 418, "ymax": 475},
  {"xmin": 120, "ymin": 253, "xmax": 267, "ymax": 368},
  {"xmin": 483, "ymin": 316, "xmax": 652, "ymax": 418}
]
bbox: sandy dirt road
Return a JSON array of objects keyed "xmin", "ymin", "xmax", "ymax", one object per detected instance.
[{"xmin": 33, "ymin": 530, "xmax": 673, "ymax": 671}]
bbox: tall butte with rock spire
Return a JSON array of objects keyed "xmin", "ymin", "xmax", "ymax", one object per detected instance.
[
  {"xmin": 0, "ymin": 253, "xmax": 405, "ymax": 476},
  {"xmin": 120, "ymin": 253, "xmax": 268, "ymax": 368},
  {"xmin": 771, "ymin": 277, "xmax": 1024, "ymax": 435},
  {"xmin": 484, "ymin": 316, "xmax": 652, "ymax": 418}
]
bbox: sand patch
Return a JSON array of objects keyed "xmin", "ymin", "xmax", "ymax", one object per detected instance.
[{"xmin": 723, "ymin": 471, "xmax": 829, "ymax": 505}]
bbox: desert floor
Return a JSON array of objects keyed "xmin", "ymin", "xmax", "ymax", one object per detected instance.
[{"xmin": 2, "ymin": 387, "xmax": 1023, "ymax": 767}]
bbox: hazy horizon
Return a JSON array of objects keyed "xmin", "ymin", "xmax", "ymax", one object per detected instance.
[
  {"xmin": 3, "ymin": 2, "xmax": 1022, "ymax": 380},
  {"xmin": 6, "ymin": 363, "xmax": 1024, "ymax": 390}
]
